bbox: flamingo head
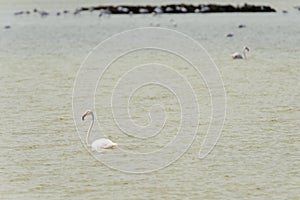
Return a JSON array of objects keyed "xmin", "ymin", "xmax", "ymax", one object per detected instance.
[
  {"xmin": 82, "ymin": 110, "xmax": 92, "ymax": 121},
  {"xmin": 244, "ymin": 46, "xmax": 250, "ymax": 52}
]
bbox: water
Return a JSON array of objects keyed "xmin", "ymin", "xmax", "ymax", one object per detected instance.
[{"xmin": 0, "ymin": 1, "xmax": 299, "ymax": 199}]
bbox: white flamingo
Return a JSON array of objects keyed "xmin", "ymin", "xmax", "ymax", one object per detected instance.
[
  {"xmin": 232, "ymin": 46, "xmax": 250, "ymax": 59},
  {"xmin": 82, "ymin": 110, "xmax": 117, "ymax": 151}
]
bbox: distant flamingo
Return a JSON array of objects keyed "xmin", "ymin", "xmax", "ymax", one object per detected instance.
[
  {"xmin": 82, "ymin": 110, "xmax": 117, "ymax": 151},
  {"xmin": 232, "ymin": 46, "xmax": 250, "ymax": 59}
]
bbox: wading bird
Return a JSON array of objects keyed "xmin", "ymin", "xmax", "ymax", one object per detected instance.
[
  {"xmin": 82, "ymin": 110, "xmax": 117, "ymax": 151},
  {"xmin": 232, "ymin": 46, "xmax": 250, "ymax": 59}
]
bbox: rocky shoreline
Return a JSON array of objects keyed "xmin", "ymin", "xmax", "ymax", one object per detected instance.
[
  {"xmin": 79, "ymin": 4, "xmax": 276, "ymax": 14},
  {"xmin": 11, "ymin": 3, "xmax": 277, "ymax": 20}
]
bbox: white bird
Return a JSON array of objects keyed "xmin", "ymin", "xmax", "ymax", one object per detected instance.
[
  {"xmin": 139, "ymin": 8, "xmax": 149, "ymax": 14},
  {"xmin": 165, "ymin": 7, "xmax": 174, "ymax": 13},
  {"xmin": 200, "ymin": 6, "xmax": 210, "ymax": 12},
  {"xmin": 117, "ymin": 6, "xmax": 129, "ymax": 13},
  {"xmin": 232, "ymin": 46, "xmax": 250, "ymax": 59},
  {"xmin": 82, "ymin": 110, "xmax": 117, "ymax": 151},
  {"xmin": 180, "ymin": 7, "xmax": 188, "ymax": 13},
  {"xmin": 154, "ymin": 7, "xmax": 163, "ymax": 14}
]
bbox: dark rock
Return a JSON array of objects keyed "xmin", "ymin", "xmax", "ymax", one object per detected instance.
[{"xmin": 77, "ymin": 3, "xmax": 276, "ymax": 15}]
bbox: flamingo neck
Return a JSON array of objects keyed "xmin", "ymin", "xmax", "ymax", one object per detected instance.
[
  {"xmin": 243, "ymin": 49, "xmax": 247, "ymax": 59},
  {"xmin": 86, "ymin": 112, "xmax": 94, "ymax": 145}
]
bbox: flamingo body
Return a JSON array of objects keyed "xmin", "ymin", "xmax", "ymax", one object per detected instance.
[
  {"xmin": 91, "ymin": 139, "xmax": 118, "ymax": 151},
  {"xmin": 231, "ymin": 52, "xmax": 243, "ymax": 59}
]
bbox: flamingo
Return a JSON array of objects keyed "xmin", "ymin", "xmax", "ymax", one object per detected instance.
[
  {"xmin": 82, "ymin": 110, "xmax": 117, "ymax": 151},
  {"xmin": 232, "ymin": 46, "xmax": 250, "ymax": 59}
]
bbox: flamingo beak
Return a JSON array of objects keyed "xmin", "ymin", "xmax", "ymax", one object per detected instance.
[{"xmin": 82, "ymin": 113, "xmax": 87, "ymax": 121}]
